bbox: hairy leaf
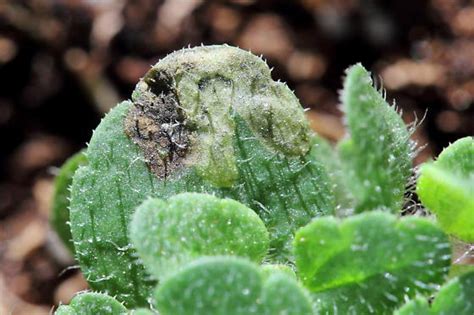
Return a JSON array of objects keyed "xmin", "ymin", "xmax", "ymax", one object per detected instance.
[
  {"xmin": 70, "ymin": 45, "xmax": 334, "ymax": 305},
  {"xmin": 154, "ymin": 256, "xmax": 313, "ymax": 315},
  {"xmin": 312, "ymin": 135, "xmax": 354, "ymax": 212},
  {"xmin": 396, "ymin": 271, "xmax": 474, "ymax": 315},
  {"xmin": 55, "ymin": 292, "xmax": 127, "ymax": 315},
  {"xmin": 417, "ymin": 136, "xmax": 474, "ymax": 242},
  {"xmin": 339, "ymin": 64, "xmax": 413, "ymax": 212},
  {"xmin": 294, "ymin": 211, "xmax": 451, "ymax": 314},
  {"xmin": 261, "ymin": 264, "xmax": 296, "ymax": 280},
  {"xmin": 51, "ymin": 150, "xmax": 87, "ymax": 253},
  {"xmin": 129, "ymin": 193, "xmax": 269, "ymax": 280}
]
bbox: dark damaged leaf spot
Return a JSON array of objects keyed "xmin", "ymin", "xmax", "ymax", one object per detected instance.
[{"xmin": 125, "ymin": 71, "xmax": 191, "ymax": 179}]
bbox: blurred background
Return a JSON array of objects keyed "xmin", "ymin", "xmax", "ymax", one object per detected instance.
[{"xmin": 0, "ymin": 0, "xmax": 473, "ymax": 313}]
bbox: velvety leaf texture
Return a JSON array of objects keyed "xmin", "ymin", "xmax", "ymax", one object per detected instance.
[
  {"xmin": 70, "ymin": 45, "xmax": 334, "ymax": 306},
  {"xmin": 51, "ymin": 150, "xmax": 87, "ymax": 253},
  {"xmin": 396, "ymin": 271, "xmax": 474, "ymax": 315},
  {"xmin": 294, "ymin": 211, "xmax": 451, "ymax": 314},
  {"xmin": 417, "ymin": 136, "xmax": 474, "ymax": 242},
  {"xmin": 339, "ymin": 64, "xmax": 413, "ymax": 213},
  {"xmin": 154, "ymin": 256, "xmax": 313, "ymax": 315},
  {"xmin": 312, "ymin": 135, "xmax": 354, "ymax": 212},
  {"xmin": 129, "ymin": 193, "xmax": 269, "ymax": 280},
  {"xmin": 55, "ymin": 292, "xmax": 127, "ymax": 315}
]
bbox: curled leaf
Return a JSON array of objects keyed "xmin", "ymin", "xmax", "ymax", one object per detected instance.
[
  {"xmin": 417, "ymin": 136, "xmax": 474, "ymax": 242},
  {"xmin": 339, "ymin": 64, "xmax": 413, "ymax": 213},
  {"xmin": 50, "ymin": 150, "xmax": 87, "ymax": 253}
]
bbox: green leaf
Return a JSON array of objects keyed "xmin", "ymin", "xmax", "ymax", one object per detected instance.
[
  {"xmin": 394, "ymin": 297, "xmax": 430, "ymax": 315},
  {"xmin": 339, "ymin": 64, "xmax": 413, "ymax": 212},
  {"xmin": 294, "ymin": 211, "xmax": 451, "ymax": 314},
  {"xmin": 312, "ymin": 135, "xmax": 355, "ymax": 212},
  {"xmin": 55, "ymin": 292, "xmax": 127, "ymax": 315},
  {"xmin": 154, "ymin": 256, "xmax": 313, "ymax": 315},
  {"xmin": 129, "ymin": 193, "xmax": 269, "ymax": 280},
  {"xmin": 70, "ymin": 45, "xmax": 334, "ymax": 305},
  {"xmin": 396, "ymin": 271, "xmax": 474, "ymax": 315},
  {"xmin": 449, "ymin": 264, "xmax": 474, "ymax": 279},
  {"xmin": 50, "ymin": 150, "xmax": 87, "ymax": 253},
  {"xmin": 129, "ymin": 309, "xmax": 156, "ymax": 315},
  {"xmin": 417, "ymin": 136, "xmax": 474, "ymax": 242},
  {"xmin": 261, "ymin": 264, "xmax": 296, "ymax": 280}
]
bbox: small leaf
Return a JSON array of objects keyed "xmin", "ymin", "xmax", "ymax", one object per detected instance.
[
  {"xmin": 129, "ymin": 193, "xmax": 269, "ymax": 280},
  {"xmin": 55, "ymin": 292, "xmax": 127, "ymax": 315},
  {"xmin": 396, "ymin": 271, "xmax": 474, "ymax": 315},
  {"xmin": 339, "ymin": 64, "xmax": 413, "ymax": 212},
  {"xmin": 417, "ymin": 136, "xmax": 474, "ymax": 242},
  {"xmin": 50, "ymin": 150, "xmax": 87, "ymax": 253},
  {"xmin": 154, "ymin": 256, "xmax": 313, "ymax": 315},
  {"xmin": 261, "ymin": 264, "xmax": 296, "ymax": 280},
  {"xmin": 294, "ymin": 211, "xmax": 451, "ymax": 314},
  {"xmin": 261, "ymin": 271, "xmax": 313, "ymax": 315},
  {"xmin": 312, "ymin": 135, "xmax": 354, "ymax": 211}
]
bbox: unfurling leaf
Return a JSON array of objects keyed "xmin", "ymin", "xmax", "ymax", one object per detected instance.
[{"xmin": 339, "ymin": 64, "xmax": 413, "ymax": 213}]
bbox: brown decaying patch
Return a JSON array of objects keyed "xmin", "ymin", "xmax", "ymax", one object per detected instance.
[{"xmin": 124, "ymin": 71, "xmax": 190, "ymax": 179}]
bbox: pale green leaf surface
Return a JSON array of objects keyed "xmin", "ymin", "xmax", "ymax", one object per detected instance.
[
  {"xmin": 50, "ymin": 150, "xmax": 87, "ymax": 253},
  {"xmin": 339, "ymin": 64, "xmax": 412, "ymax": 212},
  {"xmin": 294, "ymin": 211, "xmax": 451, "ymax": 314},
  {"xmin": 394, "ymin": 297, "xmax": 430, "ymax": 315},
  {"xmin": 129, "ymin": 309, "xmax": 156, "ymax": 315},
  {"xmin": 396, "ymin": 271, "xmax": 474, "ymax": 315},
  {"xmin": 261, "ymin": 264, "xmax": 296, "ymax": 280},
  {"xmin": 129, "ymin": 193, "xmax": 269, "ymax": 280},
  {"xmin": 154, "ymin": 256, "xmax": 313, "ymax": 315},
  {"xmin": 448, "ymin": 263, "xmax": 474, "ymax": 279},
  {"xmin": 55, "ymin": 292, "xmax": 127, "ymax": 315},
  {"xmin": 417, "ymin": 136, "xmax": 474, "ymax": 242},
  {"xmin": 312, "ymin": 135, "xmax": 354, "ymax": 212}
]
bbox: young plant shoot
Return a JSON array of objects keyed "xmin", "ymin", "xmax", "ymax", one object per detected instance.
[{"xmin": 50, "ymin": 45, "xmax": 473, "ymax": 314}]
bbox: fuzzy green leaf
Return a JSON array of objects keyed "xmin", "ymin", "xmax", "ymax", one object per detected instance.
[
  {"xmin": 51, "ymin": 150, "xmax": 87, "ymax": 253},
  {"xmin": 312, "ymin": 135, "xmax": 354, "ymax": 212},
  {"xmin": 154, "ymin": 256, "xmax": 313, "ymax": 315},
  {"xmin": 129, "ymin": 193, "xmax": 269, "ymax": 280},
  {"xmin": 70, "ymin": 45, "xmax": 334, "ymax": 305},
  {"xmin": 394, "ymin": 297, "xmax": 430, "ymax": 315},
  {"xmin": 55, "ymin": 292, "xmax": 127, "ymax": 315},
  {"xmin": 339, "ymin": 64, "xmax": 413, "ymax": 212},
  {"xmin": 261, "ymin": 264, "xmax": 296, "ymax": 280},
  {"xmin": 417, "ymin": 136, "xmax": 474, "ymax": 242},
  {"xmin": 294, "ymin": 211, "xmax": 451, "ymax": 314},
  {"xmin": 396, "ymin": 271, "xmax": 474, "ymax": 315}
]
